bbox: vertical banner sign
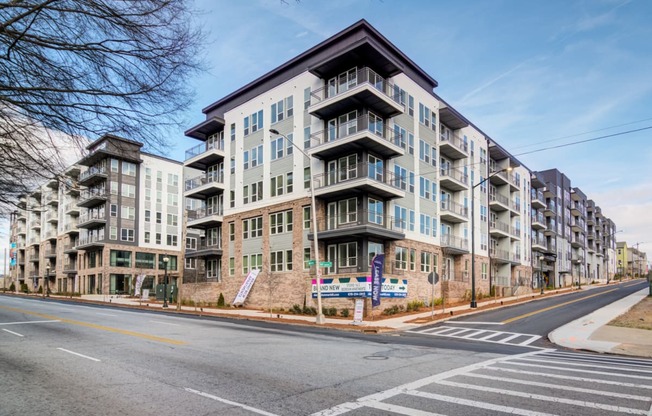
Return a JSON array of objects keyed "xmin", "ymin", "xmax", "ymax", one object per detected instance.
[
  {"xmin": 371, "ymin": 254, "xmax": 384, "ymax": 307},
  {"xmin": 233, "ymin": 269, "xmax": 260, "ymax": 306},
  {"xmin": 134, "ymin": 274, "xmax": 146, "ymax": 296}
]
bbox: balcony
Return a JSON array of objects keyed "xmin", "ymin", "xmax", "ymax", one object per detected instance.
[
  {"xmin": 488, "ymin": 166, "xmax": 509, "ymax": 186},
  {"xmin": 44, "ymin": 247, "xmax": 57, "ymax": 259},
  {"xmin": 78, "ymin": 210, "xmax": 106, "ymax": 229},
  {"xmin": 531, "ymin": 189, "xmax": 546, "ymax": 209},
  {"xmin": 571, "ymin": 201, "xmax": 584, "ymax": 217},
  {"xmin": 440, "ymin": 200, "xmax": 468, "ymax": 223},
  {"xmin": 586, "ymin": 231, "xmax": 595, "ymax": 240},
  {"xmin": 321, "ymin": 256, "xmax": 407, "ymax": 277},
  {"xmin": 510, "ymin": 201, "xmax": 521, "ymax": 216},
  {"xmin": 76, "ymin": 231, "xmax": 105, "ymax": 249},
  {"xmin": 78, "ymin": 189, "xmax": 108, "ymax": 208},
  {"xmin": 489, "ymin": 220, "xmax": 510, "ymax": 238},
  {"xmin": 586, "ymin": 214, "xmax": 595, "ymax": 225},
  {"xmin": 313, "ymin": 163, "xmax": 405, "ymax": 200},
  {"xmin": 17, "ymin": 226, "xmax": 26, "ymax": 236},
  {"xmin": 439, "ymin": 132, "xmax": 469, "ymax": 160},
  {"xmin": 64, "ymin": 202, "xmax": 80, "ymax": 216},
  {"xmin": 587, "ymin": 242, "xmax": 595, "ymax": 253},
  {"xmin": 30, "ymin": 219, "xmax": 41, "ymax": 230},
  {"xmin": 63, "ymin": 242, "xmax": 78, "ymax": 254},
  {"xmin": 490, "ymin": 248, "xmax": 511, "ymax": 264},
  {"xmin": 184, "ymin": 138, "xmax": 226, "ymax": 171},
  {"xmin": 187, "ymin": 207, "xmax": 224, "ymax": 229},
  {"xmin": 44, "ymin": 193, "xmax": 59, "ymax": 206},
  {"xmin": 44, "ymin": 229, "xmax": 57, "ymax": 241},
  {"xmin": 63, "ymin": 221, "xmax": 79, "ymax": 235},
  {"xmin": 571, "ymin": 217, "xmax": 585, "ymax": 232},
  {"xmin": 63, "ymin": 264, "xmax": 77, "ymax": 274},
  {"xmin": 46, "ymin": 211, "xmax": 58, "ymax": 223},
  {"xmin": 65, "ymin": 184, "xmax": 80, "ymax": 196},
  {"xmin": 307, "ymin": 115, "xmax": 404, "ymax": 160},
  {"xmin": 440, "ymin": 234, "xmax": 469, "ymax": 255},
  {"xmin": 489, "ymin": 192, "xmax": 509, "ymax": 212},
  {"xmin": 570, "ymin": 234, "xmax": 584, "ymax": 248},
  {"xmin": 439, "ymin": 166, "xmax": 469, "ymax": 191},
  {"xmin": 544, "ymin": 201, "xmax": 556, "ymax": 217},
  {"xmin": 531, "ymin": 213, "xmax": 546, "ymax": 230},
  {"xmin": 308, "ymin": 67, "xmax": 404, "ymax": 120},
  {"xmin": 544, "ymin": 221, "xmax": 556, "ymax": 236},
  {"xmin": 185, "ymin": 241, "xmax": 223, "ymax": 258},
  {"xmin": 184, "ymin": 172, "xmax": 225, "ymax": 200},
  {"xmin": 532, "ymin": 234, "xmax": 547, "ymax": 251},
  {"xmin": 510, "ymin": 226, "xmax": 521, "ymax": 240},
  {"xmin": 78, "ymin": 164, "xmax": 108, "ymax": 186},
  {"xmin": 508, "ymin": 173, "xmax": 520, "ymax": 192},
  {"xmin": 309, "ymin": 210, "xmax": 405, "ymax": 242}
]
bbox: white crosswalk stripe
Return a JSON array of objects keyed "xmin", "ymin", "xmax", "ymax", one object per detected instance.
[
  {"xmin": 312, "ymin": 350, "xmax": 652, "ymax": 416},
  {"xmin": 407, "ymin": 325, "xmax": 542, "ymax": 346}
]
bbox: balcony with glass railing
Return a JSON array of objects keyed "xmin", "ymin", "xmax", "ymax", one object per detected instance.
[
  {"xmin": 187, "ymin": 206, "xmax": 224, "ymax": 229},
  {"xmin": 489, "ymin": 192, "xmax": 509, "ymax": 211},
  {"xmin": 544, "ymin": 200, "xmax": 556, "ymax": 216},
  {"xmin": 570, "ymin": 217, "xmax": 585, "ymax": 232},
  {"xmin": 510, "ymin": 226, "xmax": 521, "ymax": 240},
  {"xmin": 544, "ymin": 219, "xmax": 556, "ymax": 236},
  {"xmin": 78, "ymin": 188, "xmax": 107, "ymax": 208},
  {"xmin": 185, "ymin": 239, "xmax": 223, "ymax": 258},
  {"xmin": 439, "ymin": 166, "xmax": 469, "ymax": 191},
  {"xmin": 440, "ymin": 234, "xmax": 469, "ymax": 255},
  {"xmin": 490, "ymin": 247, "xmax": 511, "ymax": 263},
  {"xmin": 531, "ymin": 212, "xmax": 546, "ymax": 229},
  {"xmin": 77, "ymin": 229, "xmax": 105, "ymax": 248},
  {"xmin": 489, "ymin": 220, "xmax": 510, "ymax": 238},
  {"xmin": 531, "ymin": 189, "xmax": 546, "ymax": 209},
  {"xmin": 78, "ymin": 163, "xmax": 108, "ymax": 186},
  {"xmin": 64, "ymin": 202, "xmax": 80, "ymax": 215},
  {"xmin": 309, "ymin": 209, "xmax": 405, "ymax": 242},
  {"xmin": 307, "ymin": 114, "xmax": 404, "ymax": 159},
  {"xmin": 511, "ymin": 200, "xmax": 521, "ymax": 214},
  {"xmin": 78, "ymin": 208, "xmax": 106, "ymax": 228},
  {"xmin": 184, "ymin": 171, "xmax": 225, "ymax": 199},
  {"xmin": 313, "ymin": 162, "xmax": 405, "ymax": 200},
  {"xmin": 308, "ymin": 67, "xmax": 405, "ymax": 120},
  {"xmin": 532, "ymin": 233, "xmax": 547, "ymax": 251},
  {"xmin": 440, "ymin": 200, "xmax": 468, "ymax": 223},
  {"xmin": 184, "ymin": 136, "xmax": 226, "ymax": 170},
  {"xmin": 439, "ymin": 131, "xmax": 468, "ymax": 160}
]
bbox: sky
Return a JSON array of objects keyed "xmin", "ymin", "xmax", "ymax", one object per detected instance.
[{"xmin": 2, "ymin": 0, "xmax": 651, "ymax": 273}]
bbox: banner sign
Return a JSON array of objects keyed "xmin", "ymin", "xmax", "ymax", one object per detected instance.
[
  {"xmin": 353, "ymin": 298, "xmax": 364, "ymax": 323},
  {"xmin": 311, "ymin": 277, "xmax": 407, "ymax": 299},
  {"xmin": 10, "ymin": 242, "xmax": 16, "ymax": 267},
  {"xmin": 371, "ymin": 254, "xmax": 384, "ymax": 307},
  {"xmin": 233, "ymin": 268, "xmax": 260, "ymax": 306},
  {"xmin": 134, "ymin": 274, "xmax": 146, "ymax": 296}
]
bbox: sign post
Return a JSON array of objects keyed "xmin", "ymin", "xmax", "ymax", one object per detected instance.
[{"xmin": 428, "ymin": 272, "xmax": 439, "ymax": 318}]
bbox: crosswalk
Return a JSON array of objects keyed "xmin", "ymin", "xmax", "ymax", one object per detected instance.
[
  {"xmin": 312, "ymin": 349, "xmax": 652, "ymax": 416},
  {"xmin": 407, "ymin": 325, "xmax": 542, "ymax": 346}
]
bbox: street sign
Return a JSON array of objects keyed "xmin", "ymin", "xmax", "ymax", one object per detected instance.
[
  {"xmin": 319, "ymin": 261, "xmax": 332, "ymax": 267},
  {"xmin": 427, "ymin": 272, "xmax": 439, "ymax": 285},
  {"xmin": 308, "ymin": 260, "xmax": 316, "ymax": 266}
]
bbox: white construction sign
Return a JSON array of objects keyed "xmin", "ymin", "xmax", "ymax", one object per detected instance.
[{"xmin": 233, "ymin": 269, "xmax": 260, "ymax": 306}]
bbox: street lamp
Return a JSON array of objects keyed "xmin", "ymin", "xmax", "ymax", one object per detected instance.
[
  {"xmin": 270, "ymin": 129, "xmax": 325, "ymax": 324},
  {"xmin": 538, "ymin": 255, "xmax": 545, "ymax": 295},
  {"xmin": 471, "ymin": 166, "xmax": 512, "ymax": 308},
  {"xmin": 162, "ymin": 256, "xmax": 169, "ymax": 308},
  {"xmin": 576, "ymin": 259, "xmax": 582, "ymax": 289},
  {"xmin": 44, "ymin": 264, "xmax": 49, "ymax": 299}
]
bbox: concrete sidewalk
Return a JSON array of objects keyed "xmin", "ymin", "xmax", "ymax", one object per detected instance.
[{"xmin": 549, "ymin": 288, "xmax": 652, "ymax": 358}]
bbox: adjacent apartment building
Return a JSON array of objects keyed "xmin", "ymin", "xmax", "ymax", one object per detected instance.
[{"xmin": 9, "ymin": 134, "xmax": 187, "ymax": 295}]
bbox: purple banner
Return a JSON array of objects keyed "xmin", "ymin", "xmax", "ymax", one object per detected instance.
[{"xmin": 371, "ymin": 254, "xmax": 384, "ymax": 307}]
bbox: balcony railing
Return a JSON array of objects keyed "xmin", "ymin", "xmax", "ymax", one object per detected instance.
[
  {"xmin": 489, "ymin": 192, "xmax": 509, "ymax": 206},
  {"xmin": 185, "ymin": 138, "xmax": 225, "ymax": 161},
  {"xmin": 187, "ymin": 206, "xmax": 224, "ymax": 221},
  {"xmin": 439, "ymin": 131, "xmax": 469, "ymax": 154},
  {"xmin": 314, "ymin": 209, "xmax": 403, "ymax": 234},
  {"xmin": 309, "ymin": 67, "xmax": 403, "ymax": 108},
  {"xmin": 308, "ymin": 114, "xmax": 402, "ymax": 149},
  {"xmin": 440, "ymin": 166, "xmax": 469, "ymax": 186},
  {"xmin": 185, "ymin": 172, "xmax": 224, "ymax": 191},
  {"xmin": 490, "ymin": 220, "xmax": 510, "ymax": 234},
  {"xmin": 78, "ymin": 230, "xmax": 105, "ymax": 246},
  {"xmin": 313, "ymin": 162, "xmax": 402, "ymax": 192},
  {"xmin": 490, "ymin": 248, "xmax": 510, "ymax": 261},
  {"xmin": 79, "ymin": 188, "xmax": 108, "ymax": 201},
  {"xmin": 440, "ymin": 200, "xmax": 468, "ymax": 218},
  {"xmin": 64, "ymin": 202, "xmax": 79, "ymax": 212},
  {"xmin": 511, "ymin": 201, "xmax": 521, "ymax": 212},
  {"xmin": 531, "ymin": 189, "xmax": 545, "ymax": 202},
  {"xmin": 441, "ymin": 234, "xmax": 469, "ymax": 251},
  {"xmin": 79, "ymin": 163, "xmax": 107, "ymax": 182},
  {"xmin": 79, "ymin": 209, "xmax": 105, "ymax": 224},
  {"xmin": 510, "ymin": 226, "xmax": 521, "ymax": 238}
]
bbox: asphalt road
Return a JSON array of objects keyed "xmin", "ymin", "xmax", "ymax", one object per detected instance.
[{"xmin": 1, "ymin": 281, "xmax": 650, "ymax": 416}]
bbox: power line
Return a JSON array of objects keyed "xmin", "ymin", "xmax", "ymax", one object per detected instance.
[{"xmin": 513, "ymin": 126, "xmax": 652, "ymax": 157}]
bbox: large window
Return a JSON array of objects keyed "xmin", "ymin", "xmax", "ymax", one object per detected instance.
[
  {"xmin": 270, "ymin": 250, "xmax": 293, "ymax": 272},
  {"xmin": 242, "ymin": 253, "xmax": 262, "ymax": 274},
  {"xmin": 395, "ymin": 247, "xmax": 408, "ymax": 270},
  {"xmin": 421, "ymin": 251, "xmax": 432, "ymax": 273},
  {"xmin": 122, "ymin": 162, "xmax": 136, "ymax": 176},
  {"xmin": 158, "ymin": 255, "xmax": 177, "ymax": 271},
  {"xmin": 338, "ymin": 242, "xmax": 357, "ymax": 268},
  {"xmin": 270, "ymin": 210, "xmax": 293, "ymax": 234},
  {"xmin": 135, "ymin": 252, "xmax": 155, "ymax": 269},
  {"xmin": 271, "ymin": 96, "xmax": 293, "ymax": 123},
  {"xmin": 110, "ymin": 250, "xmax": 131, "ymax": 267},
  {"xmin": 243, "ymin": 109, "xmax": 263, "ymax": 136},
  {"xmin": 243, "ymin": 216, "xmax": 263, "ymax": 239}
]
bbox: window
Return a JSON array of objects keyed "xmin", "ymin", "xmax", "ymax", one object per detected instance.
[
  {"xmin": 121, "ymin": 205, "xmax": 135, "ymax": 220},
  {"xmin": 242, "ymin": 253, "xmax": 263, "ymax": 274},
  {"xmin": 207, "ymin": 258, "xmax": 219, "ymax": 280},
  {"xmin": 155, "ymin": 233, "xmax": 161, "ymax": 244},
  {"xmin": 270, "ymin": 250, "xmax": 293, "ymax": 272},
  {"xmin": 420, "ymin": 214, "xmax": 432, "ymax": 236},
  {"xmin": 304, "ymin": 87, "xmax": 311, "ymax": 110},
  {"xmin": 110, "ymin": 181, "xmax": 118, "ymax": 195},
  {"xmin": 338, "ymin": 242, "xmax": 357, "ymax": 268},
  {"xmin": 156, "ymin": 212, "xmax": 162, "ymax": 224},
  {"xmin": 304, "ymin": 167, "xmax": 311, "ymax": 189},
  {"xmin": 186, "ymin": 237, "xmax": 197, "ymax": 250},
  {"xmin": 120, "ymin": 228, "xmax": 135, "ymax": 242},
  {"xmin": 271, "ymin": 96, "xmax": 293, "ymax": 123},
  {"xmin": 145, "ymin": 167, "xmax": 152, "ymax": 181},
  {"xmin": 144, "ymin": 231, "xmax": 150, "ymax": 243},
  {"xmin": 167, "ymin": 194, "xmax": 179, "ymax": 207},
  {"xmin": 394, "ymin": 205, "xmax": 407, "ymax": 230},
  {"xmin": 394, "ymin": 165, "xmax": 407, "ymax": 190},
  {"xmin": 110, "ymin": 250, "xmax": 131, "ymax": 267},
  {"xmin": 304, "ymin": 127, "xmax": 311, "ymax": 149},
  {"xmin": 110, "ymin": 204, "xmax": 118, "ymax": 217},
  {"xmin": 145, "ymin": 188, "xmax": 151, "ymax": 201},
  {"xmin": 409, "ymin": 249, "xmax": 416, "ymax": 271},
  {"xmin": 408, "ymin": 95, "xmax": 414, "ymax": 117},
  {"xmin": 419, "ymin": 177, "xmax": 431, "ymax": 200},
  {"xmin": 159, "ymin": 255, "xmax": 177, "ymax": 271},
  {"xmin": 421, "ymin": 251, "xmax": 432, "ymax": 273},
  {"xmin": 168, "ymin": 173, "xmax": 179, "ymax": 187},
  {"xmin": 368, "ymin": 198, "xmax": 383, "ymax": 225},
  {"xmin": 270, "ymin": 174, "xmax": 284, "ymax": 197},
  {"xmin": 419, "ymin": 139, "xmax": 431, "ymax": 164},
  {"xmin": 286, "ymin": 172, "xmax": 293, "ymax": 193},
  {"xmin": 243, "ymin": 216, "xmax": 263, "ymax": 239},
  {"xmin": 270, "ymin": 210, "xmax": 293, "ymax": 234},
  {"xmin": 230, "ymin": 123, "xmax": 236, "ymax": 141},
  {"xmin": 166, "ymin": 234, "xmax": 178, "ymax": 246},
  {"xmin": 144, "ymin": 209, "xmax": 150, "ymax": 222},
  {"xmin": 303, "ymin": 247, "xmax": 311, "ymax": 269},
  {"xmin": 243, "ymin": 109, "xmax": 263, "ymax": 136},
  {"xmin": 135, "ymin": 252, "xmax": 155, "ymax": 269},
  {"xmin": 419, "ymin": 103, "xmax": 430, "ymax": 127},
  {"xmin": 409, "ymin": 210, "xmax": 415, "ymax": 232},
  {"xmin": 110, "ymin": 159, "xmax": 119, "ymax": 172},
  {"xmin": 121, "ymin": 184, "xmax": 135, "ymax": 198},
  {"xmin": 167, "ymin": 214, "xmax": 178, "ymax": 227},
  {"xmin": 244, "ymin": 144, "xmax": 263, "ymax": 169},
  {"xmin": 185, "ymin": 258, "xmax": 196, "ymax": 270},
  {"xmin": 110, "ymin": 226, "xmax": 117, "ymax": 240},
  {"xmin": 229, "ymin": 222, "xmax": 235, "ymax": 241},
  {"xmin": 303, "ymin": 206, "xmax": 311, "ymax": 229},
  {"xmin": 395, "ymin": 247, "xmax": 408, "ymax": 270},
  {"xmin": 228, "ymin": 257, "xmax": 235, "ymax": 276},
  {"xmin": 122, "ymin": 162, "xmax": 136, "ymax": 176}
]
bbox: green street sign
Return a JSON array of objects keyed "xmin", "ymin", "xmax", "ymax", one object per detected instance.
[
  {"xmin": 308, "ymin": 260, "xmax": 316, "ymax": 266},
  {"xmin": 319, "ymin": 261, "xmax": 332, "ymax": 267}
]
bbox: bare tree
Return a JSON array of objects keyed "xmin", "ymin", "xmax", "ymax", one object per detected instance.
[{"xmin": 0, "ymin": 0, "xmax": 203, "ymax": 212}]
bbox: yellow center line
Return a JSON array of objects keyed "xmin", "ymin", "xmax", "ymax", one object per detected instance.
[
  {"xmin": 0, "ymin": 305, "xmax": 186, "ymax": 345},
  {"xmin": 501, "ymin": 288, "xmax": 618, "ymax": 324},
  {"xmin": 624, "ymin": 281, "xmax": 644, "ymax": 288}
]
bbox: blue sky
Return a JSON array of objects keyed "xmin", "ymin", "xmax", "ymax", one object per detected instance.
[{"xmin": 1, "ymin": 0, "xmax": 650, "ymax": 273}]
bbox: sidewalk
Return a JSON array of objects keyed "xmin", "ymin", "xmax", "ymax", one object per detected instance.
[{"xmin": 549, "ymin": 288, "xmax": 652, "ymax": 358}]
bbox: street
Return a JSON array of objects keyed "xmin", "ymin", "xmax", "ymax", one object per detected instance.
[{"xmin": 1, "ymin": 282, "xmax": 651, "ymax": 416}]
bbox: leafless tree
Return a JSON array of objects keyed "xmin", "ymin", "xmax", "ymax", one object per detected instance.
[{"xmin": 0, "ymin": 0, "xmax": 204, "ymax": 212}]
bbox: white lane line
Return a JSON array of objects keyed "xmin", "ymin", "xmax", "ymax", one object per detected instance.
[
  {"xmin": 519, "ymin": 335, "xmax": 542, "ymax": 345},
  {"xmin": 464, "ymin": 372, "xmax": 652, "ymax": 401},
  {"xmin": 2, "ymin": 328, "xmax": 24, "ymax": 337},
  {"xmin": 311, "ymin": 349, "xmax": 555, "ymax": 416},
  {"xmin": 434, "ymin": 380, "xmax": 648, "ymax": 415},
  {"xmin": 148, "ymin": 320, "xmax": 180, "ymax": 326},
  {"xmin": 487, "ymin": 366, "xmax": 652, "ymax": 389},
  {"xmin": 460, "ymin": 330, "xmax": 486, "ymax": 339},
  {"xmin": 96, "ymin": 313, "xmax": 117, "ymax": 317},
  {"xmin": 540, "ymin": 352, "xmax": 652, "ymax": 368},
  {"xmin": 497, "ymin": 333, "xmax": 522, "ymax": 344},
  {"xmin": 500, "ymin": 361, "xmax": 652, "ymax": 380},
  {"xmin": 517, "ymin": 357, "xmax": 652, "ymax": 374},
  {"xmin": 446, "ymin": 321, "xmax": 504, "ymax": 325},
  {"xmin": 185, "ymin": 388, "xmax": 278, "ymax": 416},
  {"xmin": 0, "ymin": 320, "xmax": 61, "ymax": 325},
  {"xmin": 364, "ymin": 401, "xmax": 445, "ymax": 415},
  {"xmin": 405, "ymin": 390, "xmax": 555, "ymax": 416},
  {"xmin": 479, "ymin": 331, "xmax": 503, "ymax": 340},
  {"xmin": 57, "ymin": 348, "xmax": 101, "ymax": 362}
]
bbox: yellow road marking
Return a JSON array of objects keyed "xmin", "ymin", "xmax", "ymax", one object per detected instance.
[
  {"xmin": 624, "ymin": 281, "xmax": 644, "ymax": 288},
  {"xmin": 501, "ymin": 289, "xmax": 618, "ymax": 324},
  {"xmin": 0, "ymin": 305, "xmax": 186, "ymax": 345}
]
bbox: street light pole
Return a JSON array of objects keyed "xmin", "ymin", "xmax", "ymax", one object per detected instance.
[
  {"xmin": 44, "ymin": 264, "xmax": 49, "ymax": 299},
  {"xmin": 471, "ymin": 167, "xmax": 511, "ymax": 308},
  {"xmin": 270, "ymin": 129, "xmax": 325, "ymax": 324},
  {"xmin": 162, "ymin": 256, "xmax": 169, "ymax": 308},
  {"xmin": 538, "ymin": 255, "xmax": 544, "ymax": 295}
]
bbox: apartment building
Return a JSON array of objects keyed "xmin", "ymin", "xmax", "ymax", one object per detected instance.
[
  {"xmin": 8, "ymin": 134, "xmax": 187, "ymax": 295},
  {"xmin": 617, "ymin": 242, "xmax": 647, "ymax": 277},
  {"xmin": 180, "ymin": 19, "xmax": 534, "ymax": 309}
]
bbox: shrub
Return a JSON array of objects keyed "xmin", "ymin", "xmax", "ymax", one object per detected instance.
[
  {"xmin": 322, "ymin": 307, "xmax": 338, "ymax": 316},
  {"xmin": 20, "ymin": 283, "xmax": 28, "ymax": 293},
  {"xmin": 9, "ymin": 283, "xmax": 15, "ymax": 292},
  {"xmin": 217, "ymin": 293, "xmax": 225, "ymax": 307},
  {"xmin": 340, "ymin": 308, "xmax": 350, "ymax": 317},
  {"xmin": 431, "ymin": 297, "xmax": 443, "ymax": 306},
  {"xmin": 406, "ymin": 300, "xmax": 425, "ymax": 312},
  {"xmin": 37, "ymin": 286, "xmax": 43, "ymax": 294},
  {"xmin": 382, "ymin": 305, "xmax": 401, "ymax": 315},
  {"xmin": 291, "ymin": 304, "xmax": 302, "ymax": 314}
]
